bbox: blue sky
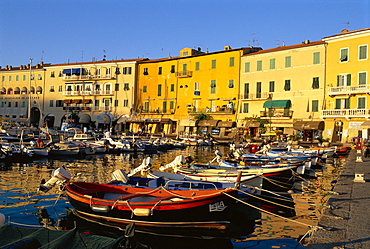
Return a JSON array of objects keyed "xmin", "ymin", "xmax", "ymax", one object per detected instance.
[{"xmin": 0, "ymin": 0, "xmax": 369, "ymax": 67}]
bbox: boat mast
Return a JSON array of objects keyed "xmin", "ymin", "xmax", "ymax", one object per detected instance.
[{"xmin": 28, "ymin": 58, "xmax": 33, "ymax": 122}]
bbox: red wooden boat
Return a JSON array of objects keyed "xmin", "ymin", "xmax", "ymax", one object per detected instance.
[{"xmin": 66, "ymin": 181, "xmax": 238, "ymax": 237}]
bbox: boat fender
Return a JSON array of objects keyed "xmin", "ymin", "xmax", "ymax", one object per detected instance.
[{"xmin": 133, "ymin": 208, "xmax": 151, "ymax": 216}]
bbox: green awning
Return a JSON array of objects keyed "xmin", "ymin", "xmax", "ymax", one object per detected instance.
[{"xmin": 263, "ymin": 100, "xmax": 291, "ymax": 108}]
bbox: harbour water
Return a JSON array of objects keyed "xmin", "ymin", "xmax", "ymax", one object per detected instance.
[{"xmin": 0, "ymin": 145, "xmax": 346, "ymax": 248}]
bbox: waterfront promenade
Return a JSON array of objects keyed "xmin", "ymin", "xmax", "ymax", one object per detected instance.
[{"xmin": 306, "ymin": 148, "xmax": 370, "ymax": 248}]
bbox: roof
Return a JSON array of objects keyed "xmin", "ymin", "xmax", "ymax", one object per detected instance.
[
  {"xmin": 243, "ymin": 40, "xmax": 325, "ymax": 57},
  {"xmin": 49, "ymin": 58, "xmax": 148, "ymax": 67},
  {"xmin": 322, "ymin": 27, "xmax": 370, "ymax": 40}
]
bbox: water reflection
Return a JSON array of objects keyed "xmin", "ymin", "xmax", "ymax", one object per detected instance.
[{"xmin": 0, "ymin": 146, "xmax": 344, "ymax": 248}]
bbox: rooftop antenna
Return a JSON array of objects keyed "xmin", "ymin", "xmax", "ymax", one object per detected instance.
[
  {"xmin": 251, "ymin": 33, "xmax": 259, "ymax": 46},
  {"xmin": 103, "ymin": 50, "xmax": 106, "ymax": 61},
  {"xmin": 342, "ymin": 22, "xmax": 350, "ymax": 30},
  {"xmin": 81, "ymin": 51, "xmax": 84, "ymax": 62},
  {"xmin": 41, "ymin": 51, "xmax": 45, "ymax": 61}
]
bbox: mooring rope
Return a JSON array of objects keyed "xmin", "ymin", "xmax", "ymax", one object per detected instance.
[{"xmin": 223, "ymin": 191, "xmax": 325, "ymax": 230}]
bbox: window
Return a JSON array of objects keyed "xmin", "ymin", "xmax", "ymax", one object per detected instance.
[
  {"xmin": 143, "ymin": 86, "xmax": 147, "ymax": 93},
  {"xmin": 162, "ymin": 101, "xmax": 167, "ymax": 113},
  {"xmin": 114, "ymin": 100, "xmax": 119, "ymax": 107},
  {"xmin": 158, "ymin": 84, "xmax": 162, "ymax": 96},
  {"xmin": 313, "ymin": 52, "xmax": 320, "ymax": 64},
  {"xmin": 115, "ymin": 83, "xmax": 119, "ymax": 91},
  {"xmin": 58, "ymin": 86, "xmax": 63, "ymax": 92},
  {"xmin": 256, "ymin": 82, "xmax": 261, "ymax": 98},
  {"xmin": 229, "ymin": 57, "xmax": 235, "ymax": 67},
  {"xmin": 312, "ymin": 77, "xmax": 319, "ymax": 89},
  {"xmin": 143, "ymin": 68, "xmax": 148, "ymax": 75},
  {"xmin": 337, "ymin": 74, "xmax": 351, "ymax": 86},
  {"xmin": 170, "ymin": 65, "xmax": 175, "ymax": 73},
  {"xmin": 94, "ymin": 100, "xmax": 99, "ymax": 107},
  {"xmin": 312, "ymin": 100, "xmax": 319, "ymax": 112},
  {"xmin": 244, "ymin": 62, "xmax": 250, "ymax": 73},
  {"xmin": 257, "ymin": 60, "xmax": 262, "ymax": 71},
  {"xmin": 16, "ymin": 75, "xmax": 19, "ymax": 81},
  {"xmin": 195, "ymin": 62, "xmax": 200, "ymax": 71},
  {"xmin": 50, "ymin": 86, "xmax": 55, "ymax": 92},
  {"xmin": 15, "ymin": 102, "xmax": 18, "ymax": 108},
  {"xmin": 144, "ymin": 102, "xmax": 149, "ymax": 112},
  {"xmin": 269, "ymin": 81, "xmax": 275, "ymax": 92},
  {"xmin": 115, "ymin": 67, "xmax": 120, "ymax": 74},
  {"xmin": 170, "ymin": 84, "xmax": 175, "ymax": 92},
  {"xmin": 285, "ymin": 56, "xmax": 291, "ymax": 68},
  {"xmin": 359, "ymin": 72, "xmax": 367, "ymax": 85},
  {"xmin": 284, "ymin": 80, "xmax": 291, "ymax": 91},
  {"xmin": 123, "ymin": 67, "xmax": 132, "ymax": 74},
  {"xmin": 183, "ymin": 51, "xmax": 188, "ymax": 56},
  {"xmin": 359, "ymin": 45, "xmax": 368, "ymax": 60},
  {"xmin": 358, "ymin": 97, "xmax": 366, "ymax": 109},
  {"xmin": 8, "ymin": 102, "xmax": 11, "ymax": 107},
  {"xmin": 124, "ymin": 83, "xmax": 130, "ymax": 91},
  {"xmin": 9, "ymin": 76, "xmax": 12, "ymax": 81},
  {"xmin": 228, "ymin": 80, "xmax": 234, "ymax": 88},
  {"xmin": 56, "ymin": 100, "xmax": 63, "ymax": 107},
  {"xmin": 211, "ymin": 60, "xmax": 216, "ymax": 69},
  {"xmin": 50, "ymin": 71, "xmax": 55, "ymax": 77},
  {"xmin": 158, "ymin": 67, "xmax": 162, "ymax": 75},
  {"xmin": 182, "ymin": 63, "xmax": 187, "ymax": 73},
  {"xmin": 242, "ymin": 103, "xmax": 249, "ymax": 113},
  {"xmin": 335, "ymin": 98, "xmax": 350, "ymax": 109},
  {"xmin": 269, "ymin": 58, "xmax": 275, "ymax": 70},
  {"xmin": 123, "ymin": 99, "xmax": 129, "ymax": 107},
  {"xmin": 1, "ymin": 76, "xmax": 5, "ymax": 82},
  {"xmin": 170, "ymin": 101, "xmax": 174, "ymax": 110},
  {"xmin": 244, "ymin": 83, "xmax": 249, "ymax": 99},
  {"xmin": 340, "ymin": 48, "xmax": 349, "ymax": 62},
  {"xmin": 194, "ymin": 82, "xmax": 199, "ymax": 90},
  {"xmin": 30, "ymin": 74, "xmax": 34, "ymax": 80},
  {"xmin": 210, "ymin": 80, "xmax": 216, "ymax": 94},
  {"xmin": 37, "ymin": 74, "xmax": 42, "ymax": 80},
  {"xmin": 49, "ymin": 100, "xmax": 53, "ymax": 107},
  {"xmin": 23, "ymin": 75, "xmax": 27, "ymax": 81}
]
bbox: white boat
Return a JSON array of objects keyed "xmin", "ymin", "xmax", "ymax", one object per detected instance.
[{"xmin": 47, "ymin": 142, "xmax": 80, "ymax": 156}]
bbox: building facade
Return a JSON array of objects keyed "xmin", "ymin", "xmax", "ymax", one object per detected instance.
[
  {"xmin": 322, "ymin": 28, "xmax": 370, "ymax": 143},
  {"xmin": 239, "ymin": 41, "xmax": 326, "ymax": 141}
]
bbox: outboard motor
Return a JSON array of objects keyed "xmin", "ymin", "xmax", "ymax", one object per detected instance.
[
  {"xmin": 39, "ymin": 167, "xmax": 71, "ymax": 193},
  {"xmin": 112, "ymin": 169, "xmax": 130, "ymax": 183}
]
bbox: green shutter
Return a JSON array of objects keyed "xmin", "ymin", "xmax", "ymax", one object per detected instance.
[
  {"xmin": 335, "ymin": 99, "xmax": 340, "ymax": 109},
  {"xmin": 337, "ymin": 75, "xmax": 340, "ymax": 86},
  {"xmin": 347, "ymin": 74, "xmax": 351, "ymax": 86}
]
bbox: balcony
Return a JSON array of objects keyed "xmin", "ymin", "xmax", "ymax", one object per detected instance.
[
  {"xmin": 63, "ymin": 106, "xmax": 81, "ymax": 111},
  {"xmin": 239, "ymin": 92, "xmax": 272, "ymax": 100},
  {"xmin": 176, "ymin": 71, "xmax": 193, "ymax": 78},
  {"xmin": 328, "ymin": 84, "xmax": 370, "ymax": 96},
  {"xmin": 260, "ymin": 110, "xmax": 293, "ymax": 119},
  {"xmin": 63, "ymin": 90, "xmax": 113, "ymax": 96},
  {"xmin": 188, "ymin": 107, "xmax": 235, "ymax": 114},
  {"xmin": 63, "ymin": 74, "xmax": 115, "ymax": 81},
  {"xmin": 321, "ymin": 108, "xmax": 370, "ymax": 119}
]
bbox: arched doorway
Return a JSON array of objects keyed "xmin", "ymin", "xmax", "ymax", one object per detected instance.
[
  {"xmin": 30, "ymin": 107, "xmax": 41, "ymax": 127},
  {"xmin": 44, "ymin": 114, "xmax": 55, "ymax": 128}
]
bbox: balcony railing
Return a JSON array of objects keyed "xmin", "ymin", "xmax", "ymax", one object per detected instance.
[
  {"xmin": 176, "ymin": 71, "xmax": 193, "ymax": 78},
  {"xmin": 328, "ymin": 84, "xmax": 370, "ymax": 96},
  {"xmin": 260, "ymin": 110, "xmax": 293, "ymax": 119},
  {"xmin": 239, "ymin": 92, "xmax": 272, "ymax": 100},
  {"xmin": 321, "ymin": 108, "xmax": 370, "ymax": 119},
  {"xmin": 188, "ymin": 107, "xmax": 235, "ymax": 114},
  {"xmin": 63, "ymin": 90, "xmax": 113, "ymax": 96},
  {"xmin": 63, "ymin": 74, "xmax": 115, "ymax": 81}
]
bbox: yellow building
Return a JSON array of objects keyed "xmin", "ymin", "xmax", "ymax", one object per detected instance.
[
  {"xmin": 43, "ymin": 58, "xmax": 144, "ymax": 131},
  {"xmin": 135, "ymin": 46, "xmax": 261, "ymax": 136},
  {"xmin": 322, "ymin": 28, "xmax": 370, "ymax": 143},
  {"xmin": 0, "ymin": 61, "xmax": 48, "ymax": 127},
  {"xmin": 239, "ymin": 41, "xmax": 326, "ymax": 140}
]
